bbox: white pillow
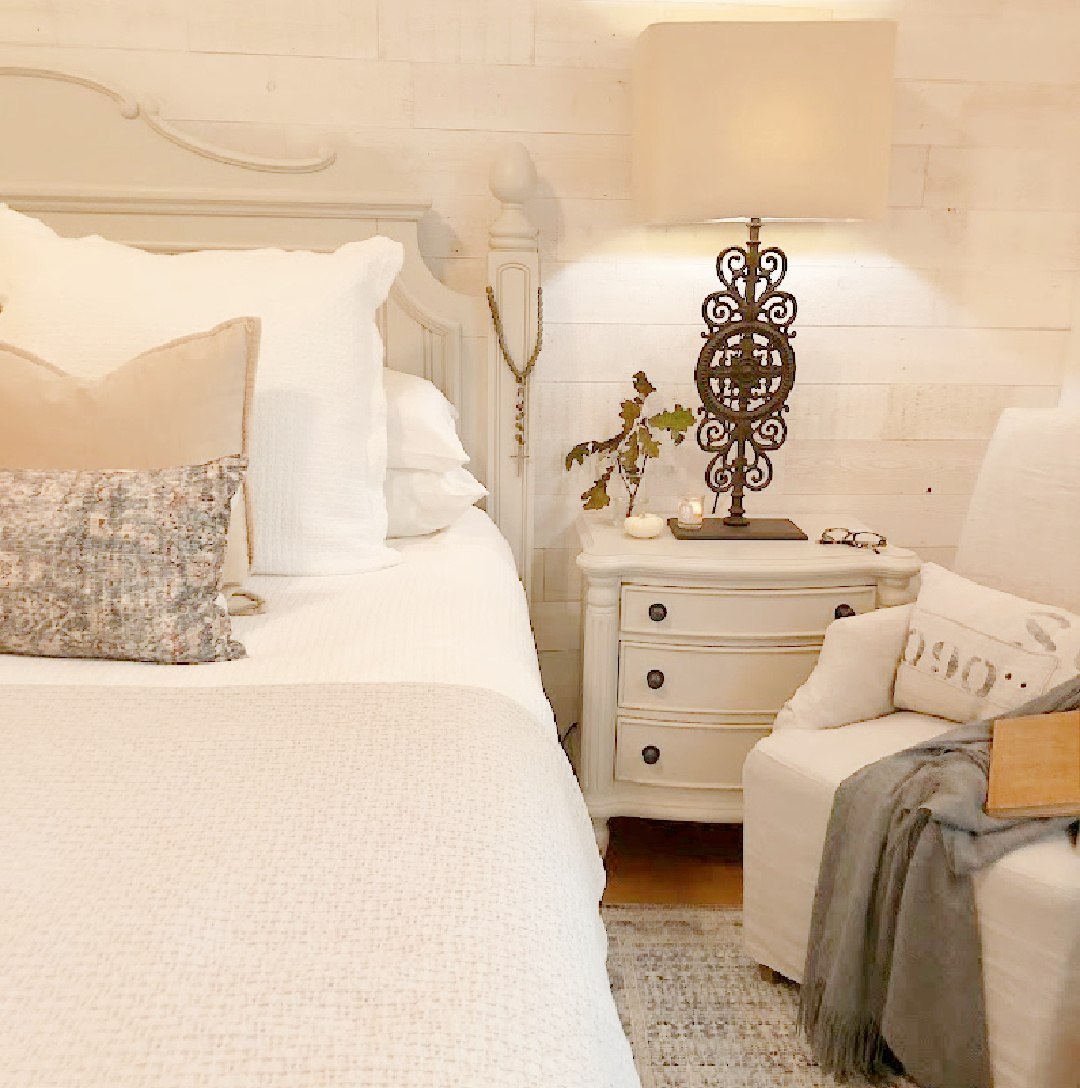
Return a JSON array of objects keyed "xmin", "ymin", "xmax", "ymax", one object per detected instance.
[
  {"xmin": 773, "ymin": 604, "xmax": 914, "ymax": 730},
  {"xmin": 384, "ymin": 368, "xmax": 469, "ymax": 472},
  {"xmin": 385, "ymin": 467, "xmax": 487, "ymax": 538},
  {"xmin": 894, "ymin": 564, "xmax": 1080, "ymax": 723},
  {"xmin": 0, "ymin": 205, "xmax": 403, "ymax": 576}
]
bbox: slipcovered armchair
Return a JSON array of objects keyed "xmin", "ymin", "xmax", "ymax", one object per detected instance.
[{"xmin": 743, "ymin": 406, "xmax": 1080, "ymax": 1088}]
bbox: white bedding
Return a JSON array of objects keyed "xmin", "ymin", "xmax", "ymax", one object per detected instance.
[
  {"xmin": 1, "ymin": 682, "xmax": 638, "ymax": 1088},
  {"xmin": 0, "ymin": 510, "xmax": 638, "ymax": 1087},
  {"xmin": 0, "ymin": 507, "xmax": 551, "ymax": 728}
]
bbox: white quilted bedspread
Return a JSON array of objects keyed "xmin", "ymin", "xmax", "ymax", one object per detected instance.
[{"xmin": 0, "ymin": 682, "xmax": 638, "ymax": 1088}]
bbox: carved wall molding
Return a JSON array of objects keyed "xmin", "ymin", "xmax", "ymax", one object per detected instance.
[
  {"xmin": 1, "ymin": 188, "xmax": 432, "ymax": 224},
  {"xmin": 0, "ymin": 66, "xmax": 336, "ymax": 174}
]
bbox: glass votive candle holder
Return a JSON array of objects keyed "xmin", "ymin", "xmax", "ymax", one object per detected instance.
[{"xmin": 677, "ymin": 495, "xmax": 705, "ymax": 529}]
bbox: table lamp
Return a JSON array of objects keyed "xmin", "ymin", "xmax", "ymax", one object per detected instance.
[{"xmin": 633, "ymin": 20, "xmax": 896, "ymax": 539}]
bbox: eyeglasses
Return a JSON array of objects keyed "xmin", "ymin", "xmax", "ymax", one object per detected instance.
[{"xmin": 819, "ymin": 527, "xmax": 887, "ymax": 553}]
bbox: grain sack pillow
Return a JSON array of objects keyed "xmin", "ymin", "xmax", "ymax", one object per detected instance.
[
  {"xmin": 0, "ymin": 457, "xmax": 246, "ymax": 663},
  {"xmin": 0, "ymin": 205, "xmax": 403, "ymax": 576},
  {"xmin": 0, "ymin": 318, "xmax": 258, "ymax": 589},
  {"xmin": 894, "ymin": 563, "xmax": 1080, "ymax": 723}
]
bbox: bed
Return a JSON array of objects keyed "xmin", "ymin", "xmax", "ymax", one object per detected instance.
[{"xmin": 0, "ymin": 69, "xmax": 638, "ymax": 1087}]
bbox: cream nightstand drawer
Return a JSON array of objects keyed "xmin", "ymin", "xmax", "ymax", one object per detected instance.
[
  {"xmin": 618, "ymin": 640, "xmax": 820, "ymax": 716},
  {"xmin": 620, "ymin": 583, "xmax": 876, "ymax": 640},
  {"xmin": 614, "ymin": 717, "xmax": 770, "ymax": 789},
  {"xmin": 576, "ymin": 513, "xmax": 920, "ymax": 848}
]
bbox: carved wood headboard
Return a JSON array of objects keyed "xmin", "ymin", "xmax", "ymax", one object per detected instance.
[{"xmin": 0, "ymin": 67, "xmax": 537, "ymax": 596}]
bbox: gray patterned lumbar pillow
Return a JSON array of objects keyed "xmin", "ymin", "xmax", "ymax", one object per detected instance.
[{"xmin": 0, "ymin": 456, "xmax": 247, "ymax": 663}]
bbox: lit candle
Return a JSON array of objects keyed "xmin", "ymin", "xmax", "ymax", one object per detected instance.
[{"xmin": 677, "ymin": 495, "xmax": 704, "ymax": 529}]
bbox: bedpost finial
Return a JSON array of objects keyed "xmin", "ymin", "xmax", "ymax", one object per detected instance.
[
  {"xmin": 489, "ymin": 142, "xmax": 536, "ymax": 206},
  {"xmin": 489, "ymin": 143, "xmax": 538, "ymax": 251}
]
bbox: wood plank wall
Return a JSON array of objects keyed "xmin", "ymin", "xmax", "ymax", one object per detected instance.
[{"xmin": 1, "ymin": 0, "xmax": 1076, "ymax": 732}]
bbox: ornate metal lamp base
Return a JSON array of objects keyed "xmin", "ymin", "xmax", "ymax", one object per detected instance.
[
  {"xmin": 667, "ymin": 517, "xmax": 806, "ymax": 541},
  {"xmin": 695, "ymin": 218, "xmax": 801, "ymax": 536}
]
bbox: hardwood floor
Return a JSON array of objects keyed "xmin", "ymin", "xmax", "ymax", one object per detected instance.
[{"xmin": 600, "ymin": 818, "xmax": 743, "ymax": 907}]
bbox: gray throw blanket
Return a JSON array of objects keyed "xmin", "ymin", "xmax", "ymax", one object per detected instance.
[{"xmin": 798, "ymin": 675, "xmax": 1080, "ymax": 1088}]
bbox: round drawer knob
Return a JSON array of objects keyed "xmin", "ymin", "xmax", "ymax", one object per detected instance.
[
  {"xmin": 648, "ymin": 602, "xmax": 667, "ymax": 622},
  {"xmin": 834, "ymin": 603, "xmax": 856, "ymax": 620},
  {"xmin": 646, "ymin": 669, "xmax": 665, "ymax": 690},
  {"xmin": 641, "ymin": 745, "xmax": 660, "ymax": 765}
]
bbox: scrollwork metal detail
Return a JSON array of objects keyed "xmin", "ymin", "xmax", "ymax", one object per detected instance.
[{"xmin": 695, "ymin": 218, "xmax": 797, "ymax": 525}]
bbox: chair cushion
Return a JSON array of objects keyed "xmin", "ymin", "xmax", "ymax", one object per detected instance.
[{"xmin": 754, "ymin": 712, "xmax": 952, "ymax": 787}]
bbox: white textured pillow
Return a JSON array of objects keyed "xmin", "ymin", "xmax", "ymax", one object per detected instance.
[
  {"xmin": 384, "ymin": 368, "xmax": 469, "ymax": 472},
  {"xmin": 385, "ymin": 467, "xmax": 487, "ymax": 538},
  {"xmin": 0, "ymin": 206, "xmax": 403, "ymax": 576},
  {"xmin": 894, "ymin": 564, "xmax": 1080, "ymax": 723},
  {"xmin": 773, "ymin": 604, "xmax": 914, "ymax": 730}
]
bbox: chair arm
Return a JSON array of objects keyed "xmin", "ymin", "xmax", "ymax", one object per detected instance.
[{"xmin": 773, "ymin": 603, "xmax": 914, "ymax": 731}]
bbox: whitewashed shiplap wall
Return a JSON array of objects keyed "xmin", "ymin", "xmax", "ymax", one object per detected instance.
[{"xmin": 1, "ymin": 0, "xmax": 1077, "ymax": 732}]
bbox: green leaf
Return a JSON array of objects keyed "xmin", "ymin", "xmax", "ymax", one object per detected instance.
[
  {"xmin": 638, "ymin": 425, "xmax": 661, "ymax": 460},
  {"xmin": 620, "ymin": 398, "xmax": 641, "ymax": 429},
  {"xmin": 564, "ymin": 441, "xmax": 592, "ymax": 471},
  {"xmin": 581, "ymin": 479, "xmax": 611, "ymax": 510},
  {"xmin": 649, "ymin": 404, "xmax": 695, "ymax": 439},
  {"xmin": 632, "ymin": 371, "xmax": 656, "ymax": 400}
]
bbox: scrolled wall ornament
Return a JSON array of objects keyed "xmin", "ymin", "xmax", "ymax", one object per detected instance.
[
  {"xmin": 676, "ymin": 217, "xmax": 806, "ymax": 541},
  {"xmin": 0, "ymin": 67, "xmax": 336, "ymax": 173}
]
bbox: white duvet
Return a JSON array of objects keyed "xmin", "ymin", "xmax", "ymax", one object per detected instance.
[{"xmin": 0, "ymin": 511, "xmax": 639, "ymax": 1088}]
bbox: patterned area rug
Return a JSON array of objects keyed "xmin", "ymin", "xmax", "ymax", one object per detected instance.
[{"xmin": 603, "ymin": 906, "xmax": 917, "ymax": 1088}]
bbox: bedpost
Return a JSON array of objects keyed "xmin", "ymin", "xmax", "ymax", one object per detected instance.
[{"xmin": 487, "ymin": 143, "xmax": 540, "ymax": 600}]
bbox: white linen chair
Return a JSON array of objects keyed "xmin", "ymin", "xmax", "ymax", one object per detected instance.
[{"xmin": 743, "ymin": 406, "xmax": 1080, "ymax": 1088}]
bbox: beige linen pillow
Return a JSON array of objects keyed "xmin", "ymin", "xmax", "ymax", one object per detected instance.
[
  {"xmin": 0, "ymin": 317, "xmax": 258, "ymax": 586},
  {"xmin": 0, "ymin": 457, "xmax": 247, "ymax": 663}
]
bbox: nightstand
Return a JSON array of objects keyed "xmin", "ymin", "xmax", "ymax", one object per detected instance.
[{"xmin": 575, "ymin": 514, "xmax": 920, "ymax": 854}]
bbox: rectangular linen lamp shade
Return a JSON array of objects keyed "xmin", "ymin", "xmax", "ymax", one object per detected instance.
[{"xmin": 633, "ymin": 20, "xmax": 896, "ymax": 225}]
